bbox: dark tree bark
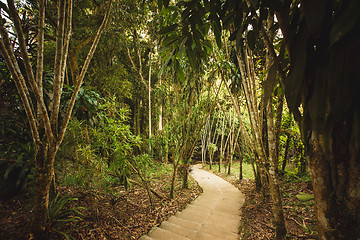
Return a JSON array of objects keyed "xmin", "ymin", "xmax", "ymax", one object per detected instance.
[{"xmin": 308, "ymin": 130, "xmax": 360, "ymax": 239}]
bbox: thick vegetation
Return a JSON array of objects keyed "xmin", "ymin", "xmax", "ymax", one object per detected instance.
[{"xmin": 0, "ymin": 0, "xmax": 359, "ymax": 239}]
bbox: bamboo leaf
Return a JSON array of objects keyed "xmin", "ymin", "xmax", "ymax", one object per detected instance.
[
  {"xmin": 159, "ymin": 24, "xmax": 178, "ymax": 35},
  {"xmin": 178, "ymin": 37, "xmax": 188, "ymax": 59}
]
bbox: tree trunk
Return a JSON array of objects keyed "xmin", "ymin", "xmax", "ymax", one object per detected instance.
[
  {"xmin": 182, "ymin": 163, "xmax": 189, "ymax": 189},
  {"xmin": 281, "ymin": 133, "xmax": 291, "ymax": 175},
  {"xmin": 170, "ymin": 163, "xmax": 177, "ymax": 199},
  {"xmin": 267, "ymin": 102, "xmax": 287, "ymax": 239},
  {"xmin": 297, "ymin": 152, "xmax": 306, "ymax": 175},
  {"xmin": 209, "ymin": 155, "xmax": 212, "ymax": 170},
  {"xmin": 227, "ymin": 154, "xmax": 232, "ymax": 175},
  {"xmin": 309, "ymin": 131, "xmax": 360, "ymax": 239},
  {"xmin": 219, "ymin": 113, "xmax": 225, "ymax": 172},
  {"xmin": 137, "ymin": 100, "xmax": 141, "ymax": 135},
  {"xmin": 238, "ymin": 142, "xmax": 243, "ymax": 180},
  {"xmin": 148, "ymin": 53, "xmax": 152, "ymax": 140},
  {"xmin": 170, "ymin": 150, "xmax": 180, "ymax": 199},
  {"xmin": 32, "ymin": 143, "xmax": 57, "ymax": 239}
]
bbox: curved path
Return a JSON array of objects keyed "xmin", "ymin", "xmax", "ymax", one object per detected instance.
[{"xmin": 139, "ymin": 164, "xmax": 244, "ymax": 240}]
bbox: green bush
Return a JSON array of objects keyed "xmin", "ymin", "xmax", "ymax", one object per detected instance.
[
  {"xmin": 56, "ymin": 97, "xmax": 142, "ymax": 190},
  {"xmin": 47, "ymin": 192, "xmax": 85, "ymax": 239}
]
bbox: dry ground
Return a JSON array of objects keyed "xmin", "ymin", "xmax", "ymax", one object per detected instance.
[{"xmin": 0, "ymin": 171, "xmax": 201, "ymax": 240}]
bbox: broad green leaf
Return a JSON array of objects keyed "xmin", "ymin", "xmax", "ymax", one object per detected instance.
[
  {"xmin": 296, "ymin": 192, "xmax": 314, "ymax": 201},
  {"xmin": 285, "ymin": 27, "xmax": 309, "ymax": 113}
]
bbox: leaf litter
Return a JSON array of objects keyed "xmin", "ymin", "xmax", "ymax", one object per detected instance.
[{"xmin": 0, "ymin": 172, "xmax": 202, "ymax": 240}]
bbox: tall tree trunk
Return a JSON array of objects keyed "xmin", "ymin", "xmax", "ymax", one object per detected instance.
[
  {"xmin": 238, "ymin": 141, "xmax": 243, "ymax": 180},
  {"xmin": 170, "ymin": 152, "xmax": 179, "ymax": 199},
  {"xmin": 309, "ymin": 130, "xmax": 360, "ymax": 239},
  {"xmin": 158, "ymin": 75, "xmax": 163, "ymax": 132},
  {"xmin": 137, "ymin": 100, "xmax": 141, "ymax": 135},
  {"xmin": 201, "ymin": 118, "xmax": 209, "ymax": 167},
  {"xmin": 267, "ymin": 102, "xmax": 286, "ymax": 239},
  {"xmin": 219, "ymin": 113, "xmax": 225, "ymax": 172},
  {"xmin": 182, "ymin": 162, "xmax": 189, "ymax": 189},
  {"xmin": 148, "ymin": 53, "xmax": 152, "ymax": 141},
  {"xmin": 32, "ymin": 142, "xmax": 57, "ymax": 239}
]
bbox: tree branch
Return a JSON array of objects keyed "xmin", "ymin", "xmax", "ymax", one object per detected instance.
[
  {"xmin": 35, "ymin": 0, "xmax": 45, "ymax": 122},
  {"xmin": 0, "ymin": 39, "xmax": 40, "ymax": 144},
  {"xmin": 126, "ymin": 47, "xmax": 152, "ymax": 91},
  {"xmin": 51, "ymin": 0, "xmax": 66, "ymax": 134},
  {"xmin": 6, "ymin": 0, "xmax": 54, "ymax": 142},
  {"xmin": 58, "ymin": 0, "xmax": 112, "ymax": 146}
]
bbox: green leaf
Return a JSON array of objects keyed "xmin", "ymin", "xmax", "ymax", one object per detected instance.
[
  {"xmin": 285, "ymin": 27, "xmax": 309, "ymax": 113},
  {"xmin": 174, "ymin": 59, "xmax": 185, "ymax": 83},
  {"xmin": 158, "ymin": 50, "xmax": 174, "ymax": 78},
  {"xmin": 159, "ymin": 24, "xmax": 178, "ymax": 35},
  {"xmin": 186, "ymin": 42, "xmax": 197, "ymax": 68},
  {"xmin": 178, "ymin": 37, "xmax": 188, "ymax": 59},
  {"xmin": 329, "ymin": 0, "xmax": 360, "ymax": 46},
  {"xmin": 296, "ymin": 192, "xmax": 314, "ymax": 201},
  {"xmin": 210, "ymin": 13, "xmax": 222, "ymax": 48}
]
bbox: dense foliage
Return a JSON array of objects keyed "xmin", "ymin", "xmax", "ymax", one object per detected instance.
[{"xmin": 0, "ymin": 0, "xmax": 359, "ymax": 239}]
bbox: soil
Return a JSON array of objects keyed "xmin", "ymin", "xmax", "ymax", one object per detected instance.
[
  {"xmin": 0, "ymin": 166, "xmax": 318, "ymax": 240},
  {"xmin": 0, "ymin": 172, "xmax": 202, "ymax": 240},
  {"xmin": 213, "ymin": 171, "xmax": 318, "ymax": 240}
]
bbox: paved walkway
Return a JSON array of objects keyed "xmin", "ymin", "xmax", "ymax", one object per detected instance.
[{"xmin": 139, "ymin": 164, "xmax": 244, "ymax": 240}]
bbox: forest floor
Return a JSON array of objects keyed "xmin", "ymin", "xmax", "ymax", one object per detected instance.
[
  {"xmin": 205, "ymin": 163, "xmax": 319, "ymax": 239},
  {"xmin": 0, "ymin": 167, "xmax": 202, "ymax": 240}
]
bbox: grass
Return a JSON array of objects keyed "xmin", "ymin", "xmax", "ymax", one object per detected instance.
[{"xmin": 203, "ymin": 161, "xmax": 255, "ymax": 180}]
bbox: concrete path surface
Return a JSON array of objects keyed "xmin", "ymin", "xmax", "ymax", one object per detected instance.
[{"xmin": 139, "ymin": 164, "xmax": 244, "ymax": 240}]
